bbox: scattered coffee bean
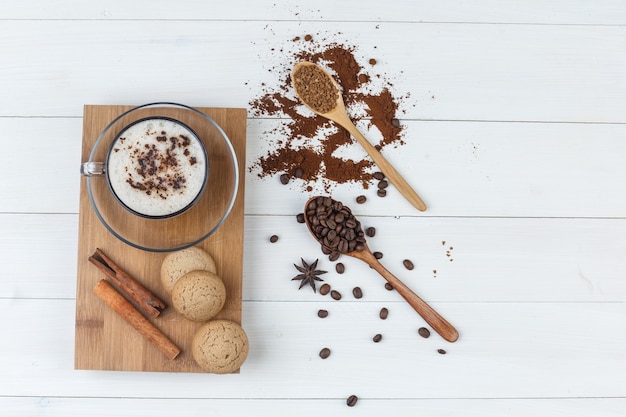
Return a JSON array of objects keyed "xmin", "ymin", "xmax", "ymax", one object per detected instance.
[
  {"xmin": 294, "ymin": 166, "xmax": 304, "ymax": 178},
  {"xmin": 296, "ymin": 213, "xmax": 305, "ymax": 223},
  {"xmin": 320, "ymin": 283, "xmax": 331, "ymax": 295},
  {"xmin": 346, "ymin": 394, "xmax": 359, "ymax": 407},
  {"xmin": 384, "ymin": 282, "xmax": 393, "ymax": 291},
  {"xmin": 373, "ymin": 171, "xmax": 385, "ymax": 180},
  {"xmin": 378, "ymin": 179, "xmax": 389, "ymax": 189},
  {"xmin": 391, "ymin": 118, "xmax": 401, "ymax": 128},
  {"xmin": 336, "ymin": 262, "xmax": 345, "ymax": 274},
  {"xmin": 377, "ymin": 189, "xmax": 387, "ymax": 198},
  {"xmin": 269, "ymin": 235, "xmax": 279, "ymax": 243},
  {"xmin": 379, "ymin": 307, "xmax": 388, "ymax": 320},
  {"xmin": 319, "ymin": 347, "xmax": 331, "ymax": 359},
  {"xmin": 366, "ymin": 226, "xmax": 376, "ymax": 237},
  {"xmin": 328, "ymin": 251, "xmax": 340, "ymax": 262},
  {"xmin": 369, "ymin": 58, "xmax": 377, "ymax": 65},
  {"xmin": 330, "ymin": 290, "xmax": 342, "ymax": 300},
  {"xmin": 317, "ymin": 309, "xmax": 328, "ymax": 318},
  {"xmin": 321, "ymin": 245, "xmax": 332, "ymax": 255},
  {"xmin": 418, "ymin": 327, "xmax": 431, "ymax": 338},
  {"xmin": 352, "ymin": 286, "xmax": 363, "ymax": 299},
  {"xmin": 304, "ymin": 196, "xmax": 367, "ymax": 254},
  {"xmin": 373, "ymin": 251, "xmax": 383, "ymax": 259},
  {"xmin": 373, "ymin": 333, "xmax": 382, "ymax": 343},
  {"xmin": 356, "ymin": 195, "xmax": 367, "ymax": 204},
  {"xmin": 437, "ymin": 349, "xmax": 447, "ymax": 355},
  {"xmin": 279, "ymin": 173, "xmax": 290, "ymax": 184},
  {"xmin": 403, "ymin": 259, "xmax": 414, "ymax": 270}
]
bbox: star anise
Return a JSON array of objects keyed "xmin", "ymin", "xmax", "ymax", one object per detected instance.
[{"xmin": 292, "ymin": 258, "xmax": 327, "ymax": 293}]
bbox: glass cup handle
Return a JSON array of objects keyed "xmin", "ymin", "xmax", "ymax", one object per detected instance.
[{"xmin": 80, "ymin": 162, "xmax": 105, "ymax": 177}]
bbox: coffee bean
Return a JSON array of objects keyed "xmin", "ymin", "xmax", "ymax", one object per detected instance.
[
  {"xmin": 378, "ymin": 179, "xmax": 389, "ymax": 189},
  {"xmin": 373, "ymin": 251, "xmax": 383, "ymax": 259},
  {"xmin": 328, "ymin": 252, "xmax": 340, "ymax": 262},
  {"xmin": 377, "ymin": 189, "xmax": 387, "ymax": 198},
  {"xmin": 379, "ymin": 307, "xmax": 388, "ymax": 320},
  {"xmin": 356, "ymin": 195, "xmax": 367, "ymax": 204},
  {"xmin": 320, "ymin": 283, "xmax": 331, "ymax": 295},
  {"xmin": 403, "ymin": 259, "xmax": 414, "ymax": 270},
  {"xmin": 321, "ymin": 245, "xmax": 331, "ymax": 255},
  {"xmin": 346, "ymin": 394, "xmax": 358, "ymax": 407},
  {"xmin": 296, "ymin": 213, "xmax": 305, "ymax": 223},
  {"xmin": 352, "ymin": 286, "xmax": 362, "ymax": 299},
  {"xmin": 330, "ymin": 290, "xmax": 342, "ymax": 300},
  {"xmin": 418, "ymin": 327, "xmax": 431, "ymax": 338},
  {"xmin": 336, "ymin": 262, "xmax": 345, "ymax": 274},
  {"xmin": 317, "ymin": 309, "xmax": 328, "ymax": 318},
  {"xmin": 294, "ymin": 166, "xmax": 304, "ymax": 178},
  {"xmin": 373, "ymin": 171, "xmax": 385, "ymax": 180},
  {"xmin": 373, "ymin": 333, "xmax": 382, "ymax": 343},
  {"xmin": 391, "ymin": 118, "xmax": 400, "ymax": 128},
  {"xmin": 269, "ymin": 235, "xmax": 278, "ymax": 243},
  {"xmin": 437, "ymin": 349, "xmax": 447, "ymax": 355},
  {"xmin": 384, "ymin": 282, "xmax": 393, "ymax": 291},
  {"xmin": 280, "ymin": 173, "xmax": 290, "ymax": 184},
  {"xmin": 319, "ymin": 347, "xmax": 331, "ymax": 359},
  {"xmin": 366, "ymin": 227, "xmax": 376, "ymax": 237}
]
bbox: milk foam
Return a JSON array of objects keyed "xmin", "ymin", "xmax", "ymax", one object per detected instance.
[{"xmin": 107, "ymin": 118, "xmax": 207, "ymax": 217}]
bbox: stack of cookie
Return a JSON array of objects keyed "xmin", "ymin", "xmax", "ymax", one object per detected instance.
[{"xmin": 161, "ymin": 246, "xmax": 249, "ymax": 374}]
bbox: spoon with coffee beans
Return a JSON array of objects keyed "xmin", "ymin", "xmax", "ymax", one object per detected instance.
[
  {"xmin": 292, "ymin": 62, "xmax": 427, "ymax": 212},
  {"xmin": 304, "ymin": 196, "xmax": 458, "ymax": 342}
]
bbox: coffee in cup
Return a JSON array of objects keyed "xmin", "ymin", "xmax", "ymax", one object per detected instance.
[{"xmin": 81, "ymin": 117, "xmax": 209, "ymax": 219}]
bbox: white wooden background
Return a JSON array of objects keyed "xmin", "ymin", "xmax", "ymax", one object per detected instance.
[{"xmin": 1, "ymin": 1, "xmax": 625, "ymax": 416}]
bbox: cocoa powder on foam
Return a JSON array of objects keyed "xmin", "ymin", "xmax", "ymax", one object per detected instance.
[{"xmin": 250, "ymin": 35, "xmax": 408, "ymax": 191}]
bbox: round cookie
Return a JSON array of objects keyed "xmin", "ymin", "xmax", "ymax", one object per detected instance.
[
  {"xmin": 192, "ymin": 320, "xmax": 249, "ymax": 374},
  {"xmin": 161, "ymin": 246, "xmax": 216, "ymax": 293},
  {"xmin": 171, "ymin": 270, "xmax": 226, "ymax": 321}
]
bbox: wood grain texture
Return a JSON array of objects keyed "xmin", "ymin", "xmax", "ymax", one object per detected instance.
[
  {"xmin": 1, "ymin": 1, "xmax": 625, "ymax": 415},
  {"xmin": 74, "ymin": 105, "xmax": 246, "ymax": 372}
]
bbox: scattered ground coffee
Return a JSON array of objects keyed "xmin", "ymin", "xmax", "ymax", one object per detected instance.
[{"xmin": 249, "ymin": 34, "xmax": 409, "ymax": 192}]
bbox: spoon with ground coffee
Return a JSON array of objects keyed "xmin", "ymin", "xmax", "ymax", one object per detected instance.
[
  {"xmin": 292, "ymin": 62, "xmax": 427, "ymax": 212},
  {"xmin": 304, "ymin": 196, "xmax": 458, "ymax": 342}
]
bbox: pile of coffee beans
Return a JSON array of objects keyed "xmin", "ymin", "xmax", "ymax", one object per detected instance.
[{"xmin": 304, "ymin": 196, "xmax": 366, "ymax": 253}]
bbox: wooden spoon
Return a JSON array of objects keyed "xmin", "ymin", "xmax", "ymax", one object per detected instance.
[
  {"xmin": 292, "ymin": 62, "xmax": 427, "ymax": 212},
  {"xmin": 303, "ymin": 196, "xmax": 458, "ymax": 342}
]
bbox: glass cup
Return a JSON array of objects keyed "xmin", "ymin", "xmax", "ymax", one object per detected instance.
[
  {"xmin": 81, "ymin": 116, "xmax": 209, "ymax": 219},
  {"xmin": 80, "ymin": 102, "xmax": 239, "ymax": 252}
]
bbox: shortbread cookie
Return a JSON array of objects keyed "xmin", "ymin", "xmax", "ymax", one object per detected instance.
[
  {"xmin": 160, "ymin": 246, "xmax": 216, "ymax": 293},
  {"xmin": 171, "ymin": 270, "xmax": 226, "ymax": 321},
  {"xmin": 192, "ymin": 320, "xmax": 249, "ymax": 374}
]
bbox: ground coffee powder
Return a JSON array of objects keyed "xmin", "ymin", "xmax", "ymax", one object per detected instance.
[{"xmin": 250, "ymin": 34, "xmax": 409, "ymax": 191}]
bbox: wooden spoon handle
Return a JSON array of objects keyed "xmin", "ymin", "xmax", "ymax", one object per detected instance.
[
  {"xmin": 361, "ymin": 252, "xmax": 458, "ymax": 342},
  {"xmin": 333, "ymin": 113, "xmax": 427, "ymax": 212}
]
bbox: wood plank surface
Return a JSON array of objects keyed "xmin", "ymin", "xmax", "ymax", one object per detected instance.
[
  {"xmin": 1, "ymin": 0, "xmax": 625, "ymax": 415},
  {"xmin": 74, "ymin": 105, "xmax": 247, "ymax": 372}
]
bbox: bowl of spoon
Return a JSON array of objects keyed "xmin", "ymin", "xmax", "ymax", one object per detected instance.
[
  {"xmin": 292, "ymin": 62, "xmax": 427, "ymax": 212},
  {"xmin": 303, "ymin": 196, "xmax": 458, "ymax": 342}
]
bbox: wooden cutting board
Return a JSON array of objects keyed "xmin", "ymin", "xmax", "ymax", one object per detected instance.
[{"xmin": 74, "ymin": 105, "xmax": 247, "ymax": 373}]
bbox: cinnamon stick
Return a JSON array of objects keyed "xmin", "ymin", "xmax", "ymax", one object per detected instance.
[
  {"xmin": 89, "ymin": 248, "xmax": 166, "ymax": 318},
  {"xmin": 93, "ymin": 280, "xmax": 180, "ymax": 360}
]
